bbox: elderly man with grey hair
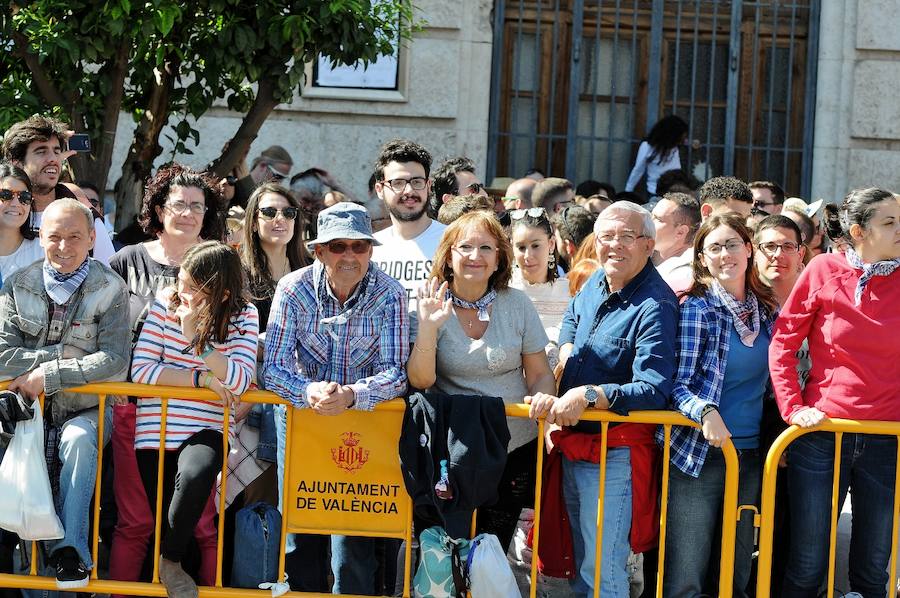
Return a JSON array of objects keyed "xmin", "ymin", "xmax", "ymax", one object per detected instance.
[
  {"xmin": 0, "ymin": 198, "xmax": 130, "ymax": 589},
  {"xmin": 528, "ymin": 200, "xmax": 679, "ymax": 597},
  {"xmin": 265, "ymin": 201, "xmax": 409, "ymax": 595}
]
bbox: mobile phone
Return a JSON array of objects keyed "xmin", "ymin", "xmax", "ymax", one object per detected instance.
[{"xmin": 67, "ymin": 134, "xmax": 91, "ymax": 153}]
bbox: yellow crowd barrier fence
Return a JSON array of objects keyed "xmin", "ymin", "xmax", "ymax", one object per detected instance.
[
  {"xmin": 0, "ymin": 382, "xmax": 749, "ymax": 598},
  {"xmin": 756, "ymin": 418, "xmax": 900, "ymax": 598}
]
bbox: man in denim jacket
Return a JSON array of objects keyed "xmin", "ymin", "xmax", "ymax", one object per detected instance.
[{"xmin": 0, "ymin": 199, "xmax": 130, "ymax": 589}]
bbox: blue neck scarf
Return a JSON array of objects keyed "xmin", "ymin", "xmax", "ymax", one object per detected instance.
[
  {"xmin": 43, "ymin": 258, "xmax": 90, "ymax": 305},
  {"xmin": 448, "ymin": 288, "xmax": 497, "ymax": 322}
]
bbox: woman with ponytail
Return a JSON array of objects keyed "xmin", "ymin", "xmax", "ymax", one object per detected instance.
[{"xmin": 770, "ymin": 188, "xmax": 900, "ymax": 597}]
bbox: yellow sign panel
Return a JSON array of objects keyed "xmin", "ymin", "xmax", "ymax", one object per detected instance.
[{"xmin": 285, "ymin": 404, "xmax": 410, "ymax": 537}]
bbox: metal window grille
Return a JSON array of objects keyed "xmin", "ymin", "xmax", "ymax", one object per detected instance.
[{"xmin": 488, "ymin": 0, "xmax": 820, "ymax": 197}]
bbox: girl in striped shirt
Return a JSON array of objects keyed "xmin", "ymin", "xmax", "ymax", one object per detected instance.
[{"xmin": 131, "ymin": 241, "xmax": 258, "ymax": 597}]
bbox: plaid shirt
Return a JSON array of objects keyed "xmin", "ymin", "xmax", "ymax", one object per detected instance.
[
  {"xmin": 659, "ymin": 289, "xmax": 775, "ymax": 477},
  {"xmin": 264, "ymin": 262, "xmax": 409, "ymax": 410},
  {"xmin": 45, "ymin": 299, "xmax": 71, "ymax": 506}
]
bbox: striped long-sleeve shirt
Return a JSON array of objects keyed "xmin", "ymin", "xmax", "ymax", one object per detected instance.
[{"xmin": 132, "ymin": 292, "xmax": 259, "ymax": 450}]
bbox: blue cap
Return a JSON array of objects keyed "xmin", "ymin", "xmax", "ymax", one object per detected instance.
[{"xmin": 306, "ymin": 202, "xmax": 381, "ymax": 248}]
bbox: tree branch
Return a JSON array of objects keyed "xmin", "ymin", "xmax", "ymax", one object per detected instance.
[
  {"xmin": 209, "ymin": 77, "xmax": 280, "ymax": 178},
  {"xmin": 11, "ymin": 31, "xmax": 67, "ymax": 108},
  {"xmin": 88, "ymin": 40, "xmax": 130, "ymax": 190}
]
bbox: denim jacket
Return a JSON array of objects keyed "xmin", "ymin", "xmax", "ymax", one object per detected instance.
[{"xmin": 0, "ymin": 259, "xmax": 131, "ymax": 425}]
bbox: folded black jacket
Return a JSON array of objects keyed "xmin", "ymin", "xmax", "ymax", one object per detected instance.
[{"xmin": 399, "ymin": 392, "xmax": 510, "ymax": 539}]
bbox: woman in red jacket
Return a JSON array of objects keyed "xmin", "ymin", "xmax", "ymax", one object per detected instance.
[{"xmin": 769, "ymin": 187, "xmax": 900, "ymax": 597}]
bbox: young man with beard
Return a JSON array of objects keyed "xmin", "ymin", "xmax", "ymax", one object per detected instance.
[
  {"xmin": 2, "ymin": 115, "xmax": 116, "ymax": 264},
  {"xmin": 371, "ymin": 139, "xmax": 446, "ymax": 335}
]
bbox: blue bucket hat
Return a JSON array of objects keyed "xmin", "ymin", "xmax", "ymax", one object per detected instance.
[{"xmin": 306, "ymin": 202, "xmax": 381, "ymax": 249}]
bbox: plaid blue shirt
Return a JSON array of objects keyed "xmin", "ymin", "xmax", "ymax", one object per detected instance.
[
  {"xmin": 263, "ymin": 261, "xmax": 409, "ymax": 410},
  {"xmin": 659, "ymin": 289, "xmax": 775, "ymax": 477}
]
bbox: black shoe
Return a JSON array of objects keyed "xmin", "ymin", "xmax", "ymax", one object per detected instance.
[{"xmin": 54, "ymin": 547, "xmax": 89, "ymax": 589}]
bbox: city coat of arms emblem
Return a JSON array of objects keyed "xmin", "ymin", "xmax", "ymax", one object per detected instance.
[{"xmin": 331, "ymin": 431, "xmax": 370, "ymax": 473}]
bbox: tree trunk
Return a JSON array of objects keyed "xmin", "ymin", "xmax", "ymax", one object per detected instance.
[
  {"xmin": 208, "ymin": 78, "xmax": 280, "ymax": 178},
  {"xmin": 113, "ymin": 60, "xmax": 177, "ymax": 233},
  {"xmin": 86, "ymin": 41, "xmax": 130, "ymax": 192}
]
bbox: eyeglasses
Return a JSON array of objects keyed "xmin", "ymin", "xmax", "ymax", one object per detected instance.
[
  {"xmin": 164, "ymin": 201, "xmax": 207, "ymax": 215},
  {"xmin": 596, "ymin": 232, "xmax": 647, "ymax": 248},
  {"xmin": 266, "ymin": 163, "xmax": 287, "ymax": 181},
  {"xmin": 258, "ymin": 206, "xmax": 299, "ymax": 221},
  {"xmin": 0, "ymin": 189, "xmax": 33, "ymax": 206},
  {"xmin": 510, "ymin": 207, "xmax": 548, "ymax": 220},
  {"xmin": 702, "ymin": 240, "xmax": 746, "ymax": 256},
  {"xmin": 325, "ymin": 240, "xmax": 371, "ymax": 255},
  {"xmin": 757, "ymin": 241, "xmax": 800, "ymax": 256},
  {"xmin": 382, "ymin": 177, "xmax": 427, "ymax": 192},
  {"xmin": 464, "ymin": 181, "xmax": 485, "ymax": 194},
  {"xmin": 453, "ymin": 243, "xmax": 498, "ymax": 256},
  {"xmin": 753, "ymin": 201, "xmax": 776, "ymax": 209},
  {"xmin": 225, "ymin": 175, "xmax": 238, "ymax": 185}
]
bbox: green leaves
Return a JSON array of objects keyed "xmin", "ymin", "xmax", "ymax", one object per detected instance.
[{"xmin": 2, "ymin": 0, "xmax": 420, "ymax": 190}]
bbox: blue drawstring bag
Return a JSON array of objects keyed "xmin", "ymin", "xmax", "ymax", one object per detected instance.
[{"xmin": 231, "ymin": 502, "xmax": 281, "ymax": 589}]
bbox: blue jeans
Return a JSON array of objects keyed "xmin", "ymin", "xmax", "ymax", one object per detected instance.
[
  {"xmin": 52, "ymin": 405, "xmax": 112, "ymax": 569},
  {"xmin": 562, "ymin": 448, "xmax": 632, "ymax": 598},
  {"xmin": 782, "ymin": 432, "xmax": 898, "ymax": 598},
  {"xmin": 331, "ymin": 536, "xmax": 376, "ymax": 595},
  {"xmin": 663, "ymin": 448, "xmax": 760, "ymax": 598}
]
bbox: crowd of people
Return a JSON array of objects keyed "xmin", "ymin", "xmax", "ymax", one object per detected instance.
[{"xmin": 0, "ymin": 113, "xmax": 898, "ymax": 598}]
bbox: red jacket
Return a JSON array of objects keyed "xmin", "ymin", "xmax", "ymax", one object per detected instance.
[
  {"xmin": 529, "ymin": 423, "xmax": 661, "ymax": 577},
  {"xmin": 770, "ymin": 253, "xmax": 900, "ymax": 423}
]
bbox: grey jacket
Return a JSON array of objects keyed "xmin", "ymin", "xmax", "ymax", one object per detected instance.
[{"xmin": 0, "ymin": 259, "xmax": 130, "ymax": 425}]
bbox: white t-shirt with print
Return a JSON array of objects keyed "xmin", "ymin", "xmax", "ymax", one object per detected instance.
[{"xmin": 372, "ymin": 219, "xmax": 446, "ymax": 340}]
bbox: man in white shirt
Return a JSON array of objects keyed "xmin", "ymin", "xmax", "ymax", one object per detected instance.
[
  {"xmin": 2, "ymin": 115, "xmax": 116, "ymax": 264},
  {"xmin": 651, "ymin": 192, "xmax": 700, "ymax": 294},
  {"xmin": 371, "ymin": 139, "xmax": 446, "ymax": 336}
]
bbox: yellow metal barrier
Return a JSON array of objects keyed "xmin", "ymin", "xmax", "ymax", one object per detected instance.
[
  {"xmin": 525, "ymin": 407, "xmax": 742, "ymax": 598},
  {"xmin": 0, "ymin": 382, "xmax": 745, "ymax": 598},
  {"xmin": 756, "ymin": 419, "xmax": 900, "ymax": 598}
]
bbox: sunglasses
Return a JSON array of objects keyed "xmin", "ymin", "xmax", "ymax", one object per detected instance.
[
  {"xmin": 225, "ymin": 175, "xmax": 238, "ymax": 185},
  {"xmin": 510, "ymin": 207, "xmax": 548, "ymax": 220},
  {"xmin": 325, "ymin": 240, "xmax": 371, "ymax": 255},
  {"xmin": 0, "ymin": 189, "xmax": 33, "ymax": 206},
  {"xmin": 258, "ymin": 206, "xmax": 299, "ymax": 220},
  {"xmin": 266, "ymin": 163, "xmax": 287, "ymax": 181},
  {"xmin": 464, "ymin": 181, "xmax": 485, "ymax": 194}
]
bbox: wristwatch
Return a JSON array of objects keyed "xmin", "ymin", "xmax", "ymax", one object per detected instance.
[
  {"xmin": 700, "ymin": 404, "xmax": 718, "ymax": 421},
  {"xmin": 584, "ymin": 385, "xmax": 599, "ymax": 409}
]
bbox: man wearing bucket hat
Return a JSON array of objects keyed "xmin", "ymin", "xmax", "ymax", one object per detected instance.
[{"xmin": 264, "ymin": 202, "xmax": 410, "ymax": 595}]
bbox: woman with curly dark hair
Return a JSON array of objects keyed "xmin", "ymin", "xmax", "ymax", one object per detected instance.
[
  {"xmin": 625, "ymin": 114, "xmax": 689, "ymax": 197},
  {"xmin": 112, "ymin": 164, "xmax": 225, "ymax": 328},
  {"xmin": 108, "ymin": 164, "xmax": 224, "ymax": 595}
]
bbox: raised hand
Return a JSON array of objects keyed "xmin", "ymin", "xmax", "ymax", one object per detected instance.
[{"xmin": 416, "ymin": 278, "xmax": 453, "ymax": 330}]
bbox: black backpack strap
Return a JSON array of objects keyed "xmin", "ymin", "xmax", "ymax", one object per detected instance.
[{"xmin": 450, "ymin": 542, "xmax": 468, "ymax": 597}]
